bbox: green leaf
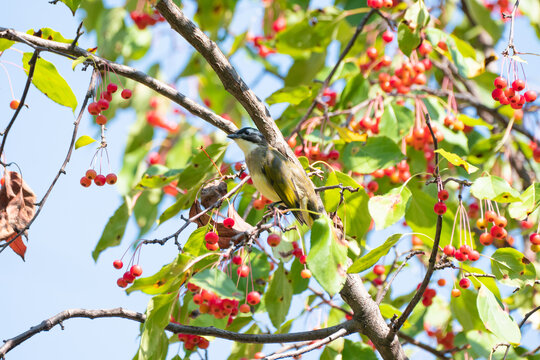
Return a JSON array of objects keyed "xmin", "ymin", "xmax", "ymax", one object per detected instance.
[
  {"xmin": 379, "ymin": 304, "xmax": 411, "ymax": 329},
  {"xmin": 397, "ymin": 22, "xmax": 421, "ymax": 57},
  {"xmin": 322, "ymin": 171, "xmax": 370, "ymax": 240},
  {"xmin": 284, "ymin": 52, "xmax": 327, "ymax": 86},
  {"xmin": 183, "ymin": 227, "xmax": 209, "ymax": 257},
  {"xmin": 434, "ymin": 149, "xmax": 478, "ymax": 174},
  {"xmin": 307, "ymin": 216, "xmax": 348, "ymax": 295},
  {"xmin": 470, "ymin": 176, "xmax": 520, "ymax": 203},
  {"xmin": 266, "ymin": 85, "xmax": 315, "ymax": 105},
  {"xmin": 342, "ymin": 340, "xmax": 378, "ymax": 360},
  {"xmin": 133, "ymin": 190, "xmax": 162, "ymax": 236},
  {"xmin": 477, "ymin": 285, "xmax": 521, "ymax": 345},
  {"xmin": 463, "ymin": 0, "xmax": 503, "ymax": 42},
  {"xmin": 289, "ymin": 258, "xmax": 309, "ymax": 294},
  {"xmin": 379, "ymin": 103, "xmax": 414, "ymax": 142},
  {"xmin": 338, "ymin": 73, "xmax": 369, "ymax": 108},
  {"xmin": 137, "ymin": 292, "xmax": 177, "ymax": 360},
  {"xmin": 22, "ymin": 53, "xmax": 77, "ymax": 112},
  {"xmin": 92, "ymin": 199, "xmax": 133, "ymax": 261},
  {"xmin": 462, "ymin": 263, "xmax": 501, "ymax": 299},
  {"xmin": 403, "ymin": 0, "xmax": 430, "ymax": 29},
  {"xmin": 263, "ymin": 263, "xmax": 293, "ymax": 328},
  {"xmin": 451, "ymin": 289, "xmax": 485, "ymax": 332},
  {"xmin": 466, "ymin": 330, "xmax": 512, "ymax": 359},
  {"xmin": 136, "ymin": 165, "xmax": 183, "ymax": 189},
  {"xmin": 491, "ymin": 248, "xmax": 536, "ymax": 288},
  {"xmin": 424, "ymin": 296, "xmax": 451, "ymax": 329},
  {"xmin": 228, "ymin": 324, "xmax": 262, "ymax": 360},
  {"xmin": 127, "ymin": 254, "xmax": 192, "ymax": 295},
  {"xmin": 348, "ymin": 233, "xmax": 402, "ymax": 273},
  {"xmin": 342, "ymin": 137, "xmax": 405, "ymax": 174},
  {"xmin": 508, "ymin": 183, "xmax": 540, "ymax": 220},
  {"xmin": 190, "ymin": 268, "xmax": 241, "ymax": 300},
  {"xmin": 75, "ymin": 135, "xmax": 97, "ymax": 149},
  {"xmin": 0, "ymin": 39, "xmax": 15, "ymax": 51},
  {"xmin": 27, "ymin": 28, "xmax": 73, "ymax": 44},
  {"xmin": 58, "ymin": 0, "xmax": 82, "ymax": 15},
  {"xmin": 368, "ymin": 186, "xmax": 411, "ymax": 230}
]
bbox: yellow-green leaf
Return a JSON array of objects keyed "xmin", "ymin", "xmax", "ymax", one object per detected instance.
[
  {"xmin": 435, "ymin": 149, "xmax": 478, "ymax": 174},
  {"xmin": 75, "ymin": 135, "xmax": 97, "ymax": 149},
  {"xmin": 22, "ymin": 52, "xmax": 78, "ymax": 112},
  {"xmin": 72, "ymin": 56, "xmax": 88, "ymax": 70}
]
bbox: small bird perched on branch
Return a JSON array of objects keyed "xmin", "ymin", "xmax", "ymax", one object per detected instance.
[{"xmin": 227, "ymin": 127, "xmax": 325, "ymax": 226}]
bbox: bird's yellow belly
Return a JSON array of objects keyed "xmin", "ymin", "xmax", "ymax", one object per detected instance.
[{"xmin": 250, "ymin": 170, "xmax": 281, "ymax": 202}]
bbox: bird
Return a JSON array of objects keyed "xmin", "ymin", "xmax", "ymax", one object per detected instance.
[{"xmin": 227, "ymin": 127, "xmax": 325, "ymax": 227}]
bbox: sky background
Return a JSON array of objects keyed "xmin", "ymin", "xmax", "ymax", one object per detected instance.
[{"xmin": 1, "ymin": 0, "xmax": 539, "ymax": 359}]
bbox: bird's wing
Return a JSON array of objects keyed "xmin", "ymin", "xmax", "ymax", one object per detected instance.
[{"xmin": 260, "ymin": 150, "xmax": 308, "ymax": 225}]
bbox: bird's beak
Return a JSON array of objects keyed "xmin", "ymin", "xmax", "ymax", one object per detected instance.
[{"xmin": 227, "ymin": 133, "xmax": 239, "ymax": 139}]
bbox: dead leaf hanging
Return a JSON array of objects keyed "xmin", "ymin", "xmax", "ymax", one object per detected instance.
[{"xmin": 0, "ymin": 171, "xmax": 36, "ymax": 260}]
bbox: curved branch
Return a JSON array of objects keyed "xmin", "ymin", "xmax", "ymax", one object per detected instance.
[
  {"xmin": 0, "ymin": 308, "xmax": 357, "ymax": 358},
  {"xmin": 0, "ymin": 27, "xmax": 236, "ymax": 136},
  {"xmin": 265, "ymin": 328, "xmax": 348, "ymax": 360}
]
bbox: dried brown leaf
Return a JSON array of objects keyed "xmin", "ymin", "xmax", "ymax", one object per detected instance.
[{"xmin": 0, "ymin": 171, "xmax": 36, "ymax": 259}]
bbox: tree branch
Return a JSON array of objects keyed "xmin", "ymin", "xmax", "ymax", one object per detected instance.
[
  {"xmin": 398, "ymin": 332, "xmax": 450, "ymax": 360},
  {"xmin": 265, "ymin": 328, "xmax": 348, "ymax": 360},
  {"xmin": 0, "ymin": 27, "xmax": 236, "ymax": 136},
  {"xmin": 0, "ymin": 308, "xmax": 356, "ymax": 358}
]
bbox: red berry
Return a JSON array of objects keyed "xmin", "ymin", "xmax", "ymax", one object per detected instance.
[
  {"xmin": 107, "ymin": 83, "xmax": 118, "ymax": 93},
  {"xmin": 437, "ymin": 278, "xmax": 446, "ymax": 286},
  {"xmin": 418, "ymin": 41, "xmax": 432, "ymax": 55},
  {"xmin": 368, "ymin": 0, "xmax": 383, "ymax": 8},
  {"xmin": 117, "ymin": 278, "xmax": 128, "ymax": 288},
  {"xmin": 106, "ymin": 173, "xmax": 117, "ymax": 185},
  {"xmin": 299, "ymin": 255, "xmax": 307, "ymax": 264},
  {"xmin": 468, "ymin": 250, "xmax": 480, "ymax": 262},
  {"xmin": 382, "ymin": 30, "xmax": 394, "ymax": 43},
  {"xmin": 113, "ymin": 260, "xmax": 123, "ymax": 269},
  {"xmin": 485, "ymin": 210, "xmax": 497, "ymax": 222},
  {"xmin": 454, "ymin": 250, "xmax": 467, "ymax": 262},
  {"xmin": 494, "ymin": 215, "xmax": 507, "ymax": 228},
  {"xmin": 451, "ymin": 289, "xmax": 461, "ymax": 297},
  {"xmin": 80, "ymin": 176, "xmax": 92, "ymax": 187},
  {"xmin": 130, "ymin": 265, "xmax": 143, "ymax": 277},
  {"xmin": 327, "ymin": 149, "xmax": 340, "ymax": 161},
  {"xmin": 272, "ymin": 16, "xmax": 286, "ymax": 32},
  {"xmin": 95, "ymin": 114, "xmax": 107, "ymax": 125},
  {"xmin": 494, "ymin": 76, "xmax": 507, "ymax": 89},
  {"xmin": 123, "ymin": 271, "xmax": 135, "ymax": 284},
  {"xmin": 492, "ymin": 88, "xmax": 503, "ymax": 101},
  {"xmin": 94, "ymin": 174, "xmax": 106, "ymax": 186},
  {"xmin": 205, "ymin": 231, "xmax": 219, "ymax": 244},
  {"xmin": 232, "ymin": 256, "xmax": 242, "ymax": 265},
  {"xmin": 366, "ymin": 47, "xmax": 378, "ymax": 60},
  {"xmin": 121, "ymin": 89, "xmax": 132, "ymax": 99},
  {"xmin": 367, "ymin": 180, "xmax": 379, "ymax": 193},
  {"xmin": 300, "ymin": 269, "xmax": 312, "ymax": 279},
  {"xmin": 237, "ymin": 264, "xmax": 250, "ymax": 277},
  {"xmin": 206, "ymin": 241, "xmax": 219, "ymax": 251},
  {"xmin": 383, "ymin": 0, "xmax": 393, "ymax": 7},
  {"xmin": 422, "ymin": 297, "xmax": 433, "ymax": 307},
  {"xmin": 254, "ymin": 352, "xmax": 265, "ymax": 359},
  {"xmin": 101, "ymin": 92, "xmax": 112, "ymax": 102},
  {"xmin": 425, "ymin": 288, "xmax": 436, "ymax": 298},
  {"xmin": 459, "ymin": 278, "xmax": 470, "ymax": 289},
  {"xmin": 512, "ymin": 79, "xmax": 525, "ymax": 92},
  {"xmin": 9, "ymin": 100, "xmax": 20, "ymax": 110},
  {"xmin": 223, "ymin": 217, "xmax": 235, "ymax": 229},
  {"xmin": 459, "ymin": 244, "xmax": 471, "ymax": 255},
  {"xmin": 438, "ymin": 189, "xmax": 449, "ymax": 201},
  {"xmin": 88, "ymin": 102, "xmax": 100, "ymax": 115},
  {"xmin": 373, "ymin": 278, "xmax": 383, "ymax": 286},
  {"xmin": 247, "ymin": 291, "xmax": 261, "ymax": 305},
  {"xmin": 530, "ymin": 233, "xmax": 540, "ymax": 245},
  {"xmin": 97, "ymin": 99, "xmax": 109, "ymax": 111},
  {"xmin": 524, "ymin": 90, "xmax": 537, "ymax": 102},
  {"xmin": 479, "ymin": 233, "xmax": 493, "ymax": 246},
  {"xmin": 373, "ymin": 264, "xmax": 385, "ymax": 276},
  {"xmin": 239, "ymin": 303, "xmax": 251, "ymax": 313},
  {"xmin": 490, "ymin": 225, "xmax": 505, "ymax": 239},
  {"xmin": 434, "ymin": 201, "xmax": 447, "ymax": 215},
  {"xmin": 253, "ymin": 199, "xmax": 265, "ymax": 210},
  {"xmin": 267, "ymin": 234, "xmax": 281, "ymax": 247},
  {"xmin": 86, "ymin": 169, "xmax": 97, "ymax": 180},
  {"xmin": 443, "ymin": 245, "xmax": 455, "ymax": 257}
]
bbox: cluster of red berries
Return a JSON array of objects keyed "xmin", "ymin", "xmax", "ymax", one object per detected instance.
[
  {"xmin": 248, "ymin": 15, "xmax": 287, "ymax": 58},
  {"xmin": 177, "ymin": 334, "xmax": 209, "ymax": 351},
  {"xmin": 87, "ymin": 83, "xmax": 132, "ymax": 126},
  {"xmin": 146, "ymin": 97, "xmax": 179, "ymax": 132},
  {"xmin": 368, "ymin": 160, "xmax": 411, "ymax": 187},
  {"xmin": 420, "ymin": 285, "xmax": 437, "ymax": 307},
  {"xmin": 443, "ymin": 115, "xmax": 470, "ymax": 133},
  {"xmin": 484, "ymin": 0, "xmax": 514, "ymax": 18},
  {"xmin": 491, "ymin": 76, "xmax": 537, "ymax": 109},
  {"xmin": 80, "ymin": 169, "xmax": 117, "ymax": 187},
  {"xmin": 443, "ymin": 244, "xmax": 480, "ymax": 262},
  {"xmin": 405, "ymin": 124, "xmax": 444, "ymax": 152},
  {"xmin": 113, "ymin": 259, "xmax": 143, "ymax": 288},
  {"xmin": 528, "ymin": 232, "xmax": 540, "ymax": 252},
  {"xmin": 130, "ymin": 10, "xmax": 165, "ymax": 30},
  {"xmin": 291, "ymin": 145, "xmax": 340, "ymax": 164},
  {"xmin": 204, "ymin": 231, "xmax": 220, "ymax": 251},
  {"xmin": 316, "ymin": 88, "xmax": 338, "ymax": 110},
  {"xmin": 433, "ymin": 189, "xmax": 449, "ymax": 215},
  {"xmin": 371, "ymin": 264, "xmax": 386, "ymax": 286},
  {"xmin": 425, "ymin": 326, "xmax": 455, "ymax": 350},
  {"xmin": 476, "ymin": 210, "xmax": 508, "ymax": 246},
  {"xmin": 289, "ymin": 242, "xmax": 311, "ymax": 279}
]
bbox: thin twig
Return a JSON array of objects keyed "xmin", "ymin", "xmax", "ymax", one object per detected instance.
[
  {"xmin": 398, "ymin": 332, "xmax": 450, "ymax": 360},
  {"xmin": 0, "ymin": 69, "xmax": 99, "ymax": 254},
  {"xmin": 377, "ymin": 250, "xmax": 424, "ymax": 304}
]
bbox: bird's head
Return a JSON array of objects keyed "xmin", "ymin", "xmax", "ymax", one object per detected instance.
[{"xmin": 227, "ymin": 127, "xmax": 267, "ymax": 154}]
